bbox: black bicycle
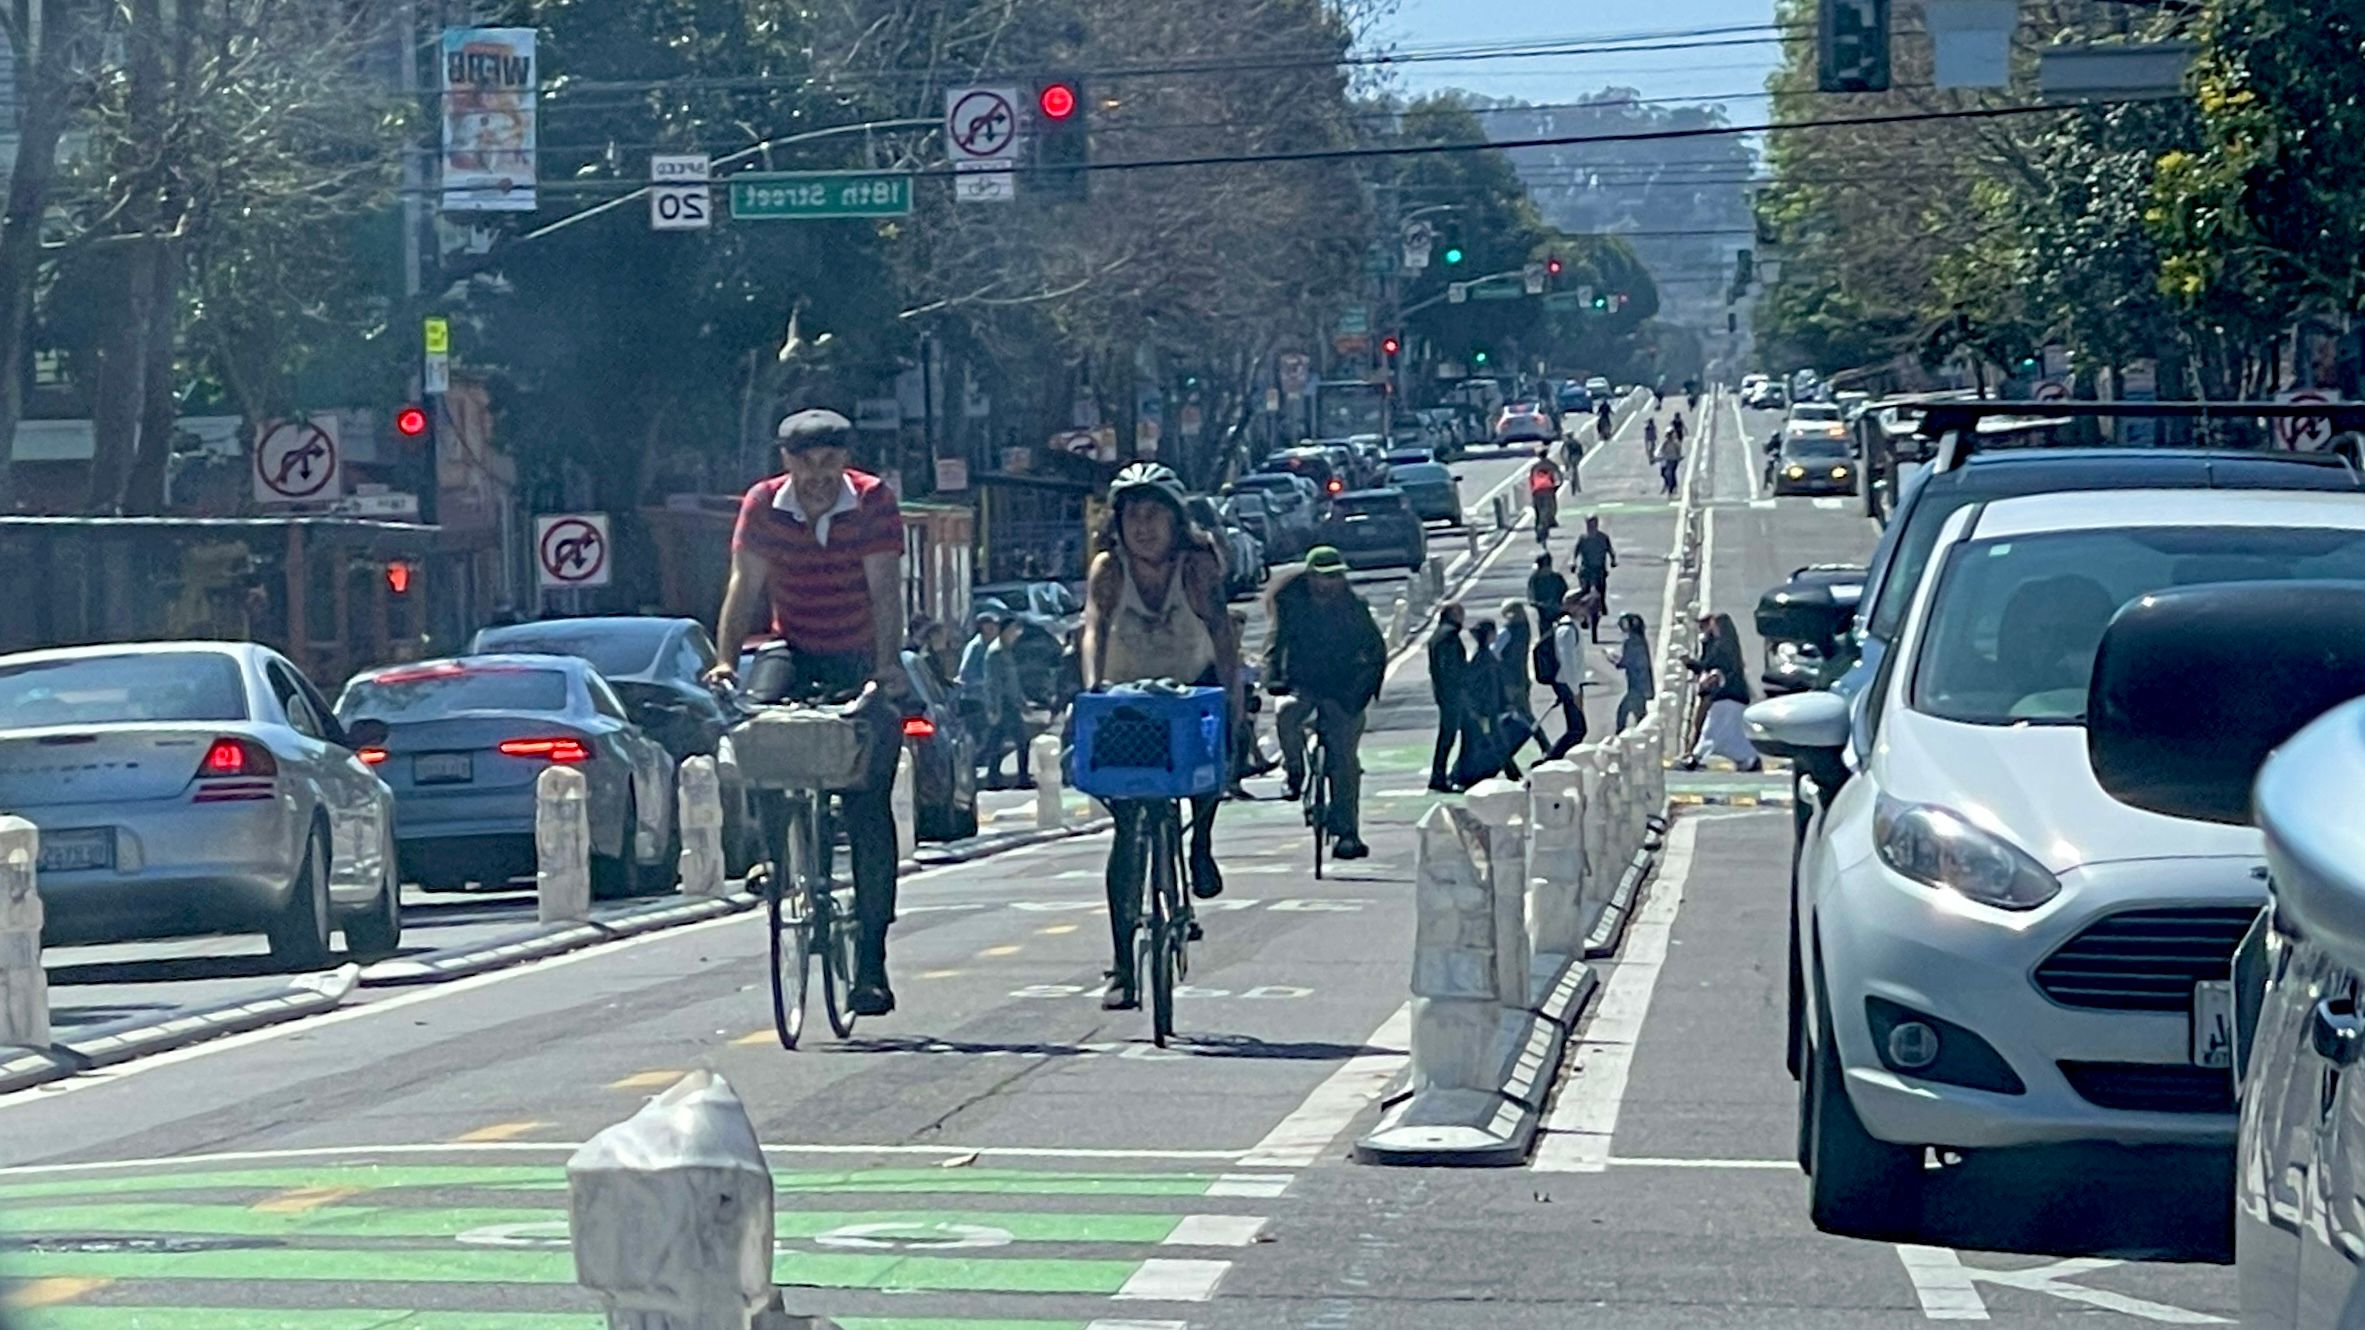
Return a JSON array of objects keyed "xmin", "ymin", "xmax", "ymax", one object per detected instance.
[
  {"xmin": 1123, "ymin": 797, "xmax": 1195, "ymax": 1046},
  {"xmin": 1303, "ymin": 714, "xmax": 1334, "ymax": 880}
]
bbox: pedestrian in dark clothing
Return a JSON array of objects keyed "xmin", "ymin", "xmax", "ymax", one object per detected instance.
[
  {"xmin": 1680, "ymin": 611, "xmax": 1751, "ymax": 760},
  {"xmin": 1609, "ymin": 613, "xmax": 1655, "ymax": 732},
  {"xmin": 1572, "ymin": 516, "xmax": 1617, "ymax": 605},
  {"xmin": 1528, "ymin": 554, "xmax": 1569, "ymax": 634},
  {"xmin": 1461, "ymin": 619, "xmax": 1520, "ymax": 783},
  {"xmin": 1426, "ymin": 602, "xmax": 1470, "ymax": 792},
  {"xmin": 1497, "ymin": 600, "xmax": 1544, "ymax": 758}
]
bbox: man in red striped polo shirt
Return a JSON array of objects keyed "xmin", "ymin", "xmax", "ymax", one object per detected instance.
[{"xmin": 709, "ymin": 408, "xmax": 908, "ymax": 1016}]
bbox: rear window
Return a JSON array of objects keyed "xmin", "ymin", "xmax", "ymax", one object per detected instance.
[
  {"xmin": 0, "ymin": 653, "xmax": 248, "ymax": 727},
  {"xmin": 473, "ymin": 628, "xmax": 665, "ymax": 679},
  {"xmin": 1339, "ymin": 494, "xmax": 1407, "ymax": 514},
  {"xmin": 1792, "ymin": 404, "xmax": 1842, "ymax": 422},
  {"xmin": 339, "ymin": 666, "xmax": 571, "ymax": 722}
]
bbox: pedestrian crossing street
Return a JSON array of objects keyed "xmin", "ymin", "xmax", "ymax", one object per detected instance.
[{"xmin": 0, "ymin": 1149, "xmax": 1296, "ymax": 1329}]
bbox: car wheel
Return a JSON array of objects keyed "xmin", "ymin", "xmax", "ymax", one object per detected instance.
[
  {"xmin": 591, "ymin": 793, "xmax": 645, "ymax": 900},
  {"xmin": 344, "ymin": 856, "xmax": 403, "ymax": 959},
  {"xmin": 267, "ymin": 827, "xmax": 334, "ymax": 969},
  {"xmin": 1804, "ymin": 955, "xmax": 1924, "ymax": 1237}
]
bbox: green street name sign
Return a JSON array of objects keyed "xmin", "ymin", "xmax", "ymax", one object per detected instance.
[
  {"xmin": 1471, "ymin": 284, "xmax": 1523, "ymax": 301},
  {"xmin": 1544, "ymin": 292, "xmax": 1583, "ymax": 310},
  {"xmin": 729, "ymin": 172, "xmax": 911, "ymax": 220}
]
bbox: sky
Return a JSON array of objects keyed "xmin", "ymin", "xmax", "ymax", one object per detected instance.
[{"xmin": 1370, "ymin": 0, "xmax": 1788, "ymax": 117}]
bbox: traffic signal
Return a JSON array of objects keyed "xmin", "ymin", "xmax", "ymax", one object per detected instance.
[
  {"xmin": 1591, "ymin": 293, "xmax": 1608, "ymax": 311},
  {"xmin": 385, "ymin": 560, "xmax": 414, "ymax": 595},
  {"xmin": 1442, "ymin": 246, "xmax": 1465, "ymax": 266},
  {"xmin": 1818, "ymin": 0, "xmax": 1891, "ymax": 92},
  {"xmin": 1546, "ymin": 256, "xmax": 1564, "ymax": 277},
  {"xmin": 1381, "ymin": 335, "xmax": 1401, "ymax": 358},
  {"xmin": 1030, "ymin": 74, "xmax": 1088, "ymax": 201},
  {"xmin": 1472, "ymin": 349, "xmax": 1490, "ymax": 366},
  {"xmin": 395, "ymin": 405, "xmax": 429, "ymax": 439}
]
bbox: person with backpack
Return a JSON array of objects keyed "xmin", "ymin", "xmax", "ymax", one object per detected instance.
[{"xmin": 1534, "ymin": 592, "xmax": 1590, "ymax": 759}]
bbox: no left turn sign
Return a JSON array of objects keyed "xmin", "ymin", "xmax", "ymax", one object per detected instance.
[
  {"xmin": 536, "ymin": 513, "xmax": 613, "ymax": 589},
  {"xmin": 253, "ymin": 417, "xmax": 340, "ymax": 503},
  {"xmin": 2276, "ymin": 388, "xmax": 2341, "ymax": 449}
]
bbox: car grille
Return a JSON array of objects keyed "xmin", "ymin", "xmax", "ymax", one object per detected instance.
[
  {"xmin": 2058, "ymin": 1061, "xmax": 2234, "ymax": 1115},
  {"xmin": 2033, "ymin": 906, "xmax": 2255, "ymax": 1011}
]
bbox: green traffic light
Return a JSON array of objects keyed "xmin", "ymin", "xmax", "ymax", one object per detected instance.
[
  {"xmin": 1473, "ymin": 350, "xmax": 1489, "ymax": 365},
  {"xmin": 1443, "ymin": 247, "xmax": 1464, "ymax": 265}
]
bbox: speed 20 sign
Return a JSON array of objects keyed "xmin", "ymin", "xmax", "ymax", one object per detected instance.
[{"xmin": 650, "ymin": 154, "xmax": 712, "ymax": 231}]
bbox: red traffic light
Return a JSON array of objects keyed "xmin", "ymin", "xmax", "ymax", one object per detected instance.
[
  {"xmin": 1546, "ymin": 256, "xmax": 1564, "ymax": 276},
  {"xmin": 1038, "ymin": 82, "xmax": 1078, "ymax": 121},
  {"xmin": 395, "ymin": 406, "xmax": 429, "ymax": 438},
  {"xmin": 385, "ymin": 560, "xmax": 414, "ymax": 594},
  {"xmin": 1381, "ymin": 336, "xmax": 1402, "ymax": 357}
]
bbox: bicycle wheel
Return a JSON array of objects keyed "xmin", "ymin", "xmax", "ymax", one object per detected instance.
[
  {"xmin": 1146, "ymin": 808, "xmax": 1179, "ymax": 1047},
  {"xmin": 1306, "ymin": 735, "xmax": 1330, "ymax": 881},
  {"xmin": 813, "ymin": 801, "xmax": 860, "ymax": 1040},
  {"xmin": 767, "ymin": 800, "xmax": 815, "ymax": 1051}
]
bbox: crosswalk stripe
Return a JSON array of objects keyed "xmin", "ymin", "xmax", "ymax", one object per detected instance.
[
  {"xmin": 1162, "ymin": 1214, "xmax": 1267, "ymax": 1247},
  {"xmin": 1113, "ymin": 1258, "xmax": 1230, "ymax": 1301}
]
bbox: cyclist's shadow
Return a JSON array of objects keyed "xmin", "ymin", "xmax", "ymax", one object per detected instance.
[{"xmin": 830, "ymin": 1032, "xmax": 1392, "ymax": 1061}]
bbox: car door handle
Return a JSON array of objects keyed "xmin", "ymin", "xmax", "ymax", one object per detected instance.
[{"xmin": 2313, "ymin": 997, "xmax": 2365, "ymax": 1067}]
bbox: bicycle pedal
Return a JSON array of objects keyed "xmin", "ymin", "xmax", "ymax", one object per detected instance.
[{"xmin": 1186, "ymin": 919, "xmax": 1204, "ymax": 942}]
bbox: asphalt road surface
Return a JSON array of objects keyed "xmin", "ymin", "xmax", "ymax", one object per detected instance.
[{"xmin": 0, "ymin": 392, "xmax": 2235, "ymax": 1329}]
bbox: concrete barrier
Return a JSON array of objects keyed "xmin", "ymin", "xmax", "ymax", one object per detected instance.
[
  {"xmin": 537, "ymin": 766, "xmax": 592, "ymax": 923},
  {"xmin": 1359, "ymin": 783, "xmax": 1599, "ymax": 1166},
  {"xmin": 0, "ymin": 816, "xmax": 46, "ymax": 1048},
  {"xmin": 1031, "ymin": 734, "xmax": 1065, "ymax": 829},
  {"xmin": 1524, "ymin": 761, "xmax": 1586, "ymax": 962},
  {"xmin": 677, "ymin": 757, "xmax": 728, "ymax": 899},
  {"xmin": 1387, "ymin": 595, "xmax": 1410, "ymax": 648},
  {"xmin": 570, "ymin": 1069, "xmax": 831, "ymax": 1329}
]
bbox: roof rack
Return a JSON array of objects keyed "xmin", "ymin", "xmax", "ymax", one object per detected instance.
[{"xmin": 1905, "ymin": 399, "xmax": 2365, "ymax": 473}]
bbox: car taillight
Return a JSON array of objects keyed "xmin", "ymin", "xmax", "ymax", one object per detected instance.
[
  {"xmin": 194, "ymin": 736, "xmax": 277, "ymax": 802},
  {"xmin": 1328, "ymin": 479, "xmax": 1344, "ymax": 494},
  {"xmin": 358, "ymin": 748, "xmax": 389, "ymax": 765},
  {"xmin": 902, "ymin": 715, "xmax": 936, "ymax": 740},
  {"xmin": 498, "ymin": 737, "xmax": 593, "ymax": 763}
]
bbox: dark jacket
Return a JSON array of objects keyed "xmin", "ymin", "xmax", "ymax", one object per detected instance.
[
  {"xmin": 1688, "ymin": 631, "xmax": 1751, "ymax": 705},
  {"xmin": 1465, "ymin": 645, "xmax": 1508, "ymax": 722},
  {"xmin": 1427, "ymin": 624, "xmax": 1469, "ymax": 711},
  {"xmin": 1267, "ymin": 574, "xmax": 1389, "ymax": 709},
  {"xmin": 1527, "ymin": 569, "xmax": 1569, "ymax": 617}
]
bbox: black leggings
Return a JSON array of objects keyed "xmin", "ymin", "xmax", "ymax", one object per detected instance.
[{"xmin": 1106, "ymin": 795, "xmax": 1217, "ymax": 976}]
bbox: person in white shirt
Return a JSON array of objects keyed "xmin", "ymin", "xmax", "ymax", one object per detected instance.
[{"xmin": 1542, "ymin": 591, "xmax": 1594, "ymax": 759}]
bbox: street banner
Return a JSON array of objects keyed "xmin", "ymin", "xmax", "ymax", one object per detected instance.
[{"xmin": 442, "ymin": 28, "xmax": 538, "ymax": 212}]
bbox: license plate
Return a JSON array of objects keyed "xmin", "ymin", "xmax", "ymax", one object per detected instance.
[
  {"xmin": 413, "ymin": 753, "xmax": 474, "ymax": 785},
  {"xmin": 38, "ymin": 828, "xmax": 113, "ymax": 873},
  {"xmin": 2193, "ymin": 980, "xmax": 2235, "ymax": 1069}
]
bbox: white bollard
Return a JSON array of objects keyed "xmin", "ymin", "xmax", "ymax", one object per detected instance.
[
  {"xmin": 1407, "ymin": 804, "xmax": 1513, "ymax": 1097},
  {"xmin": 1425, "ymin": 557, "xmax": 1447, "ymax": 598},
  {"xmin": 677, "ymin": 757, "xmax": 727, "ymax": 899},
  {"xmin": 1387, "ymin": 596, "xmax": 1410, "ymax": 647},
  {"xmin": 890, "ymin": 750, "xmax": 917, "ymax": 861},
  {"xmin": 1463, "ymin": 778, "xmax": 1532, "ymax": 1020},
  {"xmin": 538, "ymin": 766, "xmax": 592, "ymax": 922},
  {"xmin": 1620, "ymin": 730, "xmax": 1653, "ymax": 850},
  {"xmin": 1031, "ymin": 733, "xmax": 1065, "ymax": 830},
  {"xmin": 1572, "ymin": 747, "xmax": 1611, "ymax": 931},
  {"xmin": 0, "ymin": 816, "xmax": 47, "ymax": 1048},
  {"xmin": 570, "ymin": 1070, "xmax": 807, "ymax": 1330},
  {"xmin": 1524, "ymin": 762, "xmax": 1586, "ymax": 964},
  {"xmin": 1597, "ymin": 740, "xmax": 1631, "ymax": 866}
]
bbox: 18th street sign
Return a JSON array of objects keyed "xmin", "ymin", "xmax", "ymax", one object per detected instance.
[{"xmin": 729, "ymin": 172, "xmax": 912, "ymax": 220}]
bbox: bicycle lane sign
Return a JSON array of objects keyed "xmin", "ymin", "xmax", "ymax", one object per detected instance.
[{"xmin": 535, "ymin": 512, "xmax": 612, "ymax": 588}]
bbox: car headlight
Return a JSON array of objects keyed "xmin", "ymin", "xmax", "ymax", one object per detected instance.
[
  {"xmin": 1833, "ymin": 465, "xmax": 1850, "ymax": 477},
  {"xmin": 1873, "ymin": 793, "xmax": 2061, "ymax": 910},
  {"xmin": 1787, "ymin": 465, "xmax": 1806, "ymax": 478}
]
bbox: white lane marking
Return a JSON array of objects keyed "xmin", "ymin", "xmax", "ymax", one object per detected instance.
[
  {"xmin": 1165, "ymin": 1214, "xmax": 1268, "ymax": 1247},
  {"xmin": 0, "ymin": 834, "xmax": 1117, "ymax": 1113},
  {"xmin": 1531, "ymin": 816, "xmax": 1699, "ymax": 1172},
  {"xmin": 1208, "ymin": 1172, "xmax": 1293, "ymax": 1198},
  {"xmin": 1088, "ymin": 1321, "xmax": 1189, "ymax": 1330},
  {"xmin": 1896, "ymin": 1245, "xmax": 1991, "ymax": 1320},
  {"xmin": 1238, "ymin": 1002, "xmax": 1413, "ymax": 1168},
  {"xmin": 1607, "ymin": 1156, "xmax": 1791, "ymax": 1169},
  {"xmin": 1736, "ymin": 391, "xmax": 1762, "ymax": 503},
  {"xmin": 1963, "ymin": 1257, "xmax": 2229, "ymax": 1323},
  {"xmin": 1115, "ymin": 1257, "xmax": 1231, "ymax": 1302},
  {"xmin": 1814, "ymin": 496, "xmax": 1844, "ymax": 509},
  {"xmin": 0, "ymin": 1141, "xmax": 1251, "ymax": 1177}
]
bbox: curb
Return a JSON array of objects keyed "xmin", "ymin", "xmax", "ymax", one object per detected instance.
[
  {"xmin": 1584, "ymin": 848, "xmax": 1658, "ymax": 960},
  {"xmin": 1668, "ymin": 790, "xmax": 1794, "ymax": 809},
  {"xmin": 0, "ymin": 1042, "xmax": 79, "ymax": 1095},
  {"xmin": 61, "ymin": 964, "xmax": 361, "ymax": 1071},
  {"xmin": 905, "ymin": 816, "xmax": 1115, "ymax": 872},
  {"xmin": 1354, "ymin": 954, "xmax": 1601, "ymax": 1167}
]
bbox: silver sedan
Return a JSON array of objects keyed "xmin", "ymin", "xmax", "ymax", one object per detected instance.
[{"xmin": 0, "ymin": 641, "xmax": 400, "ymax": 962}]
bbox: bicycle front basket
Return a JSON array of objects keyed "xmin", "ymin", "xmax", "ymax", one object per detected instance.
[
  {"xmin": 1068, "ymin": 685, "xmax": 1229, "ymax": 801},
  {"xmin": 732, "ymin": 703, "xmax": 877, "ymax": 791}
]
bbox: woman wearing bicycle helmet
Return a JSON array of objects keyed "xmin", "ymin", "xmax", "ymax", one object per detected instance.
[{"xmin": 1080, "ymin": 462, "xmax": 1241, "ymax": 1010}]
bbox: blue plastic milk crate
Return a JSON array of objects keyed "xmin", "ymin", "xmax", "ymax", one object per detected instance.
[{"xmin": 1069, "ymin": 684, "xmax": 1231, "ymax": 801}]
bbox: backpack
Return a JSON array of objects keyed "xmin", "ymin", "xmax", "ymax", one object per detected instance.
[{"xmin": 1532, "ymin": 626, "xmax": 1561, "ymax": 684}]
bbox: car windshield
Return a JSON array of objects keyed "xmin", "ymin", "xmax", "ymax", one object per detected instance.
[
  {"xmin": 339, "ymin": 666, "xmax": 572, "ymax": 722},
  {"xmin": 1912, "ymin": 524, "xmax": 2365, "ymax": 725},
  {"xmin": 0, "ymin": 653, "xmax": 247, "ymax": 727},
  {"xmin": 475, "ymin": 627, "xmax": 666, "ymax": 679},
  {"xmin": 1785, "ymin": 435, "xmax": 1850, "ymax": 460}
]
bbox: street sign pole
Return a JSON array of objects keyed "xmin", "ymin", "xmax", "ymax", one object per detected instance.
[{"xmin": 420, "ymin": 317, "xmax": 448, "ymax": 525}]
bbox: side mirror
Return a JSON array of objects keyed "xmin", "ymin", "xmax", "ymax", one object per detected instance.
[
  {"xmin": 1745, "ymin": 690, "xmax": 1850, "ymax": 790},
  {"xmin": 2089, "ymin": 582, "xmax": 2365, "ymax": 825},
  {"xmin": 345, "ymin": 717, "xmax": 391, "ymax": 749}
]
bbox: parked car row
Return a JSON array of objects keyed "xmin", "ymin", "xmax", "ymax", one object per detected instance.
[{"xmin": 1739, "ymin": 416, "xmax": 2365, "ymax": 1308}]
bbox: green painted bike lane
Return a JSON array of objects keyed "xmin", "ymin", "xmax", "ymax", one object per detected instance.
[{"xmin": 0, "ymin": 1157, "xmax": 1269, "ymax": 1323}]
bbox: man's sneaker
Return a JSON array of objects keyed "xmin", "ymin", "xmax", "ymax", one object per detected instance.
[
  {"xmin": 1189, "ymin": 847, "xmax": 1225, "ymax": 900},
  {"xmin": 1101, "ymin": 970, "xmax": 1139, "ymax": 1010},
  {"xmin": 1282, "ymin": 777, "xmax": 1304, "ymax": 802},
  {"xmin": 851, "ymin": 983, "xmax": 896, "ymax": 1017},
  {"xmin": 1334, "ymin": 837, "xmax": 1371, "ymax": 860}
]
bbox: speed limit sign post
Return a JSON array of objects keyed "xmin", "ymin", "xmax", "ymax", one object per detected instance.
[{"xmin": 650, "ymin": 154, "xmax": 712, "ymax": 232}]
